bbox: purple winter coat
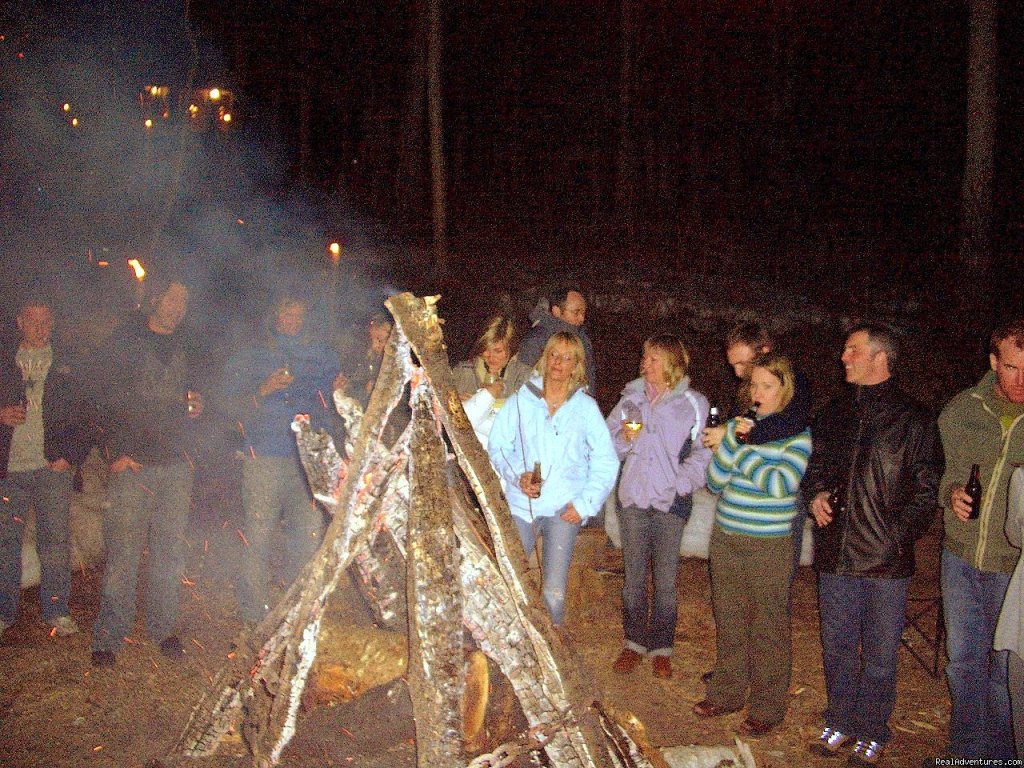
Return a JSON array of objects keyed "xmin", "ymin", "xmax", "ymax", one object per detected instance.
[{"xmin": 607, "ymin": 376, "xmax": 712, "ymax": 513}]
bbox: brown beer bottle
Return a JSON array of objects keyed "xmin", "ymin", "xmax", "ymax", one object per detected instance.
[
  {"xmin": 735, "ymin": 404, "xmax": 760, "ymax": 444},
  {"xmin": 530, "ymin": 461, "xmax": 542, "ymax": 486},
  {"xmin": 706, "ymin": 406, "xmax": 721, "ymax": 428},
  {"xmin": 827, "ymin": 486, "xmax": 846, "ymax": 516},
  {"xmin": 966, "ymin": 464, "xmax": 982, "ymax": 520}
]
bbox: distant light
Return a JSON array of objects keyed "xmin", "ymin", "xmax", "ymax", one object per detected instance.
[
  {"xmin": 329, "ymin": 242, "xmax": 341, "ymax": 256},
  {"xmin": 71, "ymin": 117, "xmax": 79, "ymax": 127},
  {"xmin": 17, "ymin": 52, "xmax": 24, "ymax": 59},
  {"xmin": 127, "ymin": 258, "xmax": 146, "ymax": 281},
  {"xmin": 208, "ymin": 87, "xmax": 221, "ymax": 101},
  {"xmin": 150, "ymin": 86, "xmax": 159, "ymax": 96},
  {"xmin": 97, "ymin": 260, "xmax": 109, "ymax": 267},
  {"xmin": 236, "ymin": 218, "xmax": 245, "ymax": 225},
  {"xmin": 144, "ymin": 118, "xmax": 153, "ymax": 129},
  {"xmin": 188, "ymin": 104, "xmax": 199, "ymax": 116},
  {"xmin": 62, "ymin": 103, "xmax": 70, "ymax": 112},
  {"xmin": 221, "ymin": 112, "xmax": 232, "ymax": 123}
]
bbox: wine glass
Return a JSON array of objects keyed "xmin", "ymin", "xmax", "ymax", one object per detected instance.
[{"xmin": 622, "ymin": 403, "xmax": 643, "ymax": 448}]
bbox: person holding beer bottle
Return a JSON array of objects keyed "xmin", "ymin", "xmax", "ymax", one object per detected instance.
[
  {"xmin": 938, "ymin": 317, "xmax": 1024, "ymax": 761},
  {"xmin": 488, "ymin": 332, "xmax": 617, "ymax": 627},
  {"xmin": 802, "ymin": 323, "xmax": 941, "ymax": 765}
]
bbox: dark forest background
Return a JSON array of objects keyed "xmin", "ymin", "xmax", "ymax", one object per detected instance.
[{"xmin": 2, "ymin": 0, "xmax": 1023, "ymax": 320}]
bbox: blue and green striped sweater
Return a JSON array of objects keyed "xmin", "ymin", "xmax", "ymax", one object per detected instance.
[{"xmin": 706, "ymin": 419, "xmax": 812, "ymax": 537}]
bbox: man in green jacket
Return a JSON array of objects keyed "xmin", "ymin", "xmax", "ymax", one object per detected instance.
[{"xmin": 939, "ymin": 317, "xmax": 1024, "ymax": 760}]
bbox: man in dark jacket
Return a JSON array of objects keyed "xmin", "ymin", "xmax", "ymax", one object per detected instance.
[
  {"xmin": 517, "ymin": 286, "xmax": 597, "ymax": 395},
  {"xmin": 801, "ymin": 323, "xmax": 942, "ymax": 766},
  {"xmin": 88, "ymin": 277, "xmax": 203, "ymax": 666},
  {"xmin": 0, "ymin": 298, "xmax": 92, "ymax": 640}
]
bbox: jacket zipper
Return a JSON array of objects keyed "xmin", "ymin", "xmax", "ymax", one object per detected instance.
[
  {"xmin": 838, "ymin": 406, "xmax": 866, "ymax": 571},
  {"xmin": 974, "ymin": 397, "xmax": 1024, "ymax": 568}
]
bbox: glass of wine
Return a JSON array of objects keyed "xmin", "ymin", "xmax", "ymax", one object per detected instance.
[{"xmin": 622, "ymin": 403, "xmax": 643, "ymax": 450}]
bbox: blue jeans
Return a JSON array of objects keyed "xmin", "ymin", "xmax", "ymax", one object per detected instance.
[
  {"xmin": 941, "ymin": 549, "xmax": 1014, "ymax": 759},
  {"xmin": 514, "ymin": 513, "xmax": 581, "ymax": 626},
  {"xmin": 620, "ymin": 505, "xmax": 685, "ymax": 655},
  {"xmin": 238, "ymin": 455, "xmax": 324, "ymax": 624},
  {"xmin": 92, "ymin": 463, "xmax": 194, "ymax": 652},
  {"xmin": 0, "ymin": 467, "xmax": 73, "ymax": 624},
  {"xmin": 818, "ymin": 572, "xmax": 909, "ymax": 744}
]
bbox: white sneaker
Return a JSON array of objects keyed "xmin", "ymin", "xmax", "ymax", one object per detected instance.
[{"xmin": 47, "ymin": 616, "xmax": 80, "ymax": 637}]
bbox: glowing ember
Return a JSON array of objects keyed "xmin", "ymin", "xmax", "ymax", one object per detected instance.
[{"xmin": 127, "ymin": 258, "xmax": 146, "ymax": 280}]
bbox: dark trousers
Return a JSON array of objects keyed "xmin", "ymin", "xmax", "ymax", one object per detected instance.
[{"xmin": 707, "ymin": 526, "xmax": 793, "ymax": 724}]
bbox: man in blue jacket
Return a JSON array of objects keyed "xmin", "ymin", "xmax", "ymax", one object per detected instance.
[{"xmin": 220, "ymin": 293, "xmax": 340, "ymax": 625}]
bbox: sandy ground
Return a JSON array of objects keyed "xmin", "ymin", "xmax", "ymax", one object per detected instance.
[{"xmin": 0, "ymin": 483, "xmax": 950, "ymax": 767}]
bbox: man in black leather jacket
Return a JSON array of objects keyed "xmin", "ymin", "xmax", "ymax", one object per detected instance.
[{"xmin": 801, "ymin": 322, "xmax": 942, "ymax": 766}]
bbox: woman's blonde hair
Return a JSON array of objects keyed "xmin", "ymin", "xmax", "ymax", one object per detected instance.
[
  {"xmin": 536, "ymin": 332, "xmax": 588, "ymax": 391},
  {"xmin": 644, "ymin": 333, "xmax": 690, "ymax": 389},
  {"xmin": 747, "ymin": 352, "xmax": 796, "ymax": 412},
  {"xmin": 472, "ymin": 316, "xmax": 517, "ymax": 358}
]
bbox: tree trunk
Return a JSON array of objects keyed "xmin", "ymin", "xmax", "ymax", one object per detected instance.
[
  {"xmin": 397, "ymin": 1, "xmax": 427, "ymax": 231},
  {"xmin": 427, "ymin": 0, "xmax": 449, "ymax": 280},
  {"xmin": 616, "ymin": 0, "xmax": 636, "ymax": 251},
  {"xmin": 298, "ymin": 21, "xmax": 313, "ymax": 183},
  {"xmin": 960, "ymin": 0, "xmax": 997, "ymax": 279}
]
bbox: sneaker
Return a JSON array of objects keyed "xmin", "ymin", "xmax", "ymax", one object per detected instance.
[
  {"xmin": 91, "ymin": 650, "xmax": 116, "ymax": 667},
  {"xmin": 847, "ymin": 740, "xmax": 884, "ymax": 766},
  {"xmin": 159, "ymin": 635, "xmax": 186, "ymax": 658},
  {"xmin": 809, "ymin": 726, "xmax": 852, "ymax": 757},
  {"xmin": 47, "ymin": 616, "xmax": 80, "ymax": 637}
]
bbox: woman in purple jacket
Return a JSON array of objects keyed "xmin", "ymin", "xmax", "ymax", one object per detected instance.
[{"xmin": 606, "ymin": 334, "xmax": 712, "ymax": 679}]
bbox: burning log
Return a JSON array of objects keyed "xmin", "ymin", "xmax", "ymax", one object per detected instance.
[{"xmin": 161, "ymin": 293, "xmax": 661, "ymax": 768}]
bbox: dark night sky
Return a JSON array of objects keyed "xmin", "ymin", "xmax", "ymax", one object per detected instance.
[{"xmin": 2, "ymin": 0, "xmax": 1023, "ymax": 312}]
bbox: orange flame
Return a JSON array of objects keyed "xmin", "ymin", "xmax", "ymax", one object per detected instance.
[{"xmin": 127, "ymin": 258, "xmax": 146, "ymax": 281}]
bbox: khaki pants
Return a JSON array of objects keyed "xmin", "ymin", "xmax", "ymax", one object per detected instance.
[{"xmin": 707, "ymin": 526, "xmax": 793, "ymax": 724}]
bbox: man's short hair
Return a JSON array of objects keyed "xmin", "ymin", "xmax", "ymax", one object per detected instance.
[
  {"xmin": 145, "ymin": 273, "xmax": 189, "ymax": 305},
  {"xmin": 368, "ymin": 312, "xmax": 393, "ymax": 330},
  {"xmin": 545, "ymin": 284, "xmax": 583, "ymax": 313},
  {"xmin": 17, "ymin": 293, "xmax": 53, "ymax": 316},
  {"xmin": 849, "ymin": 321, "xmax": 901, "ymax": 368},
  {"xmin": 725, "ymin": 321, "xmax": 774, "ymax": 353},
  {"xmin": 990, "ymin": 318, "xmax": 1024, "ymax": 357}
]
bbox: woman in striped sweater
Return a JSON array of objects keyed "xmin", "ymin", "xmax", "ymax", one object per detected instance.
[{"xmin": 692, "ymin": 353, "xmax": 812, "ymax": 738}]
